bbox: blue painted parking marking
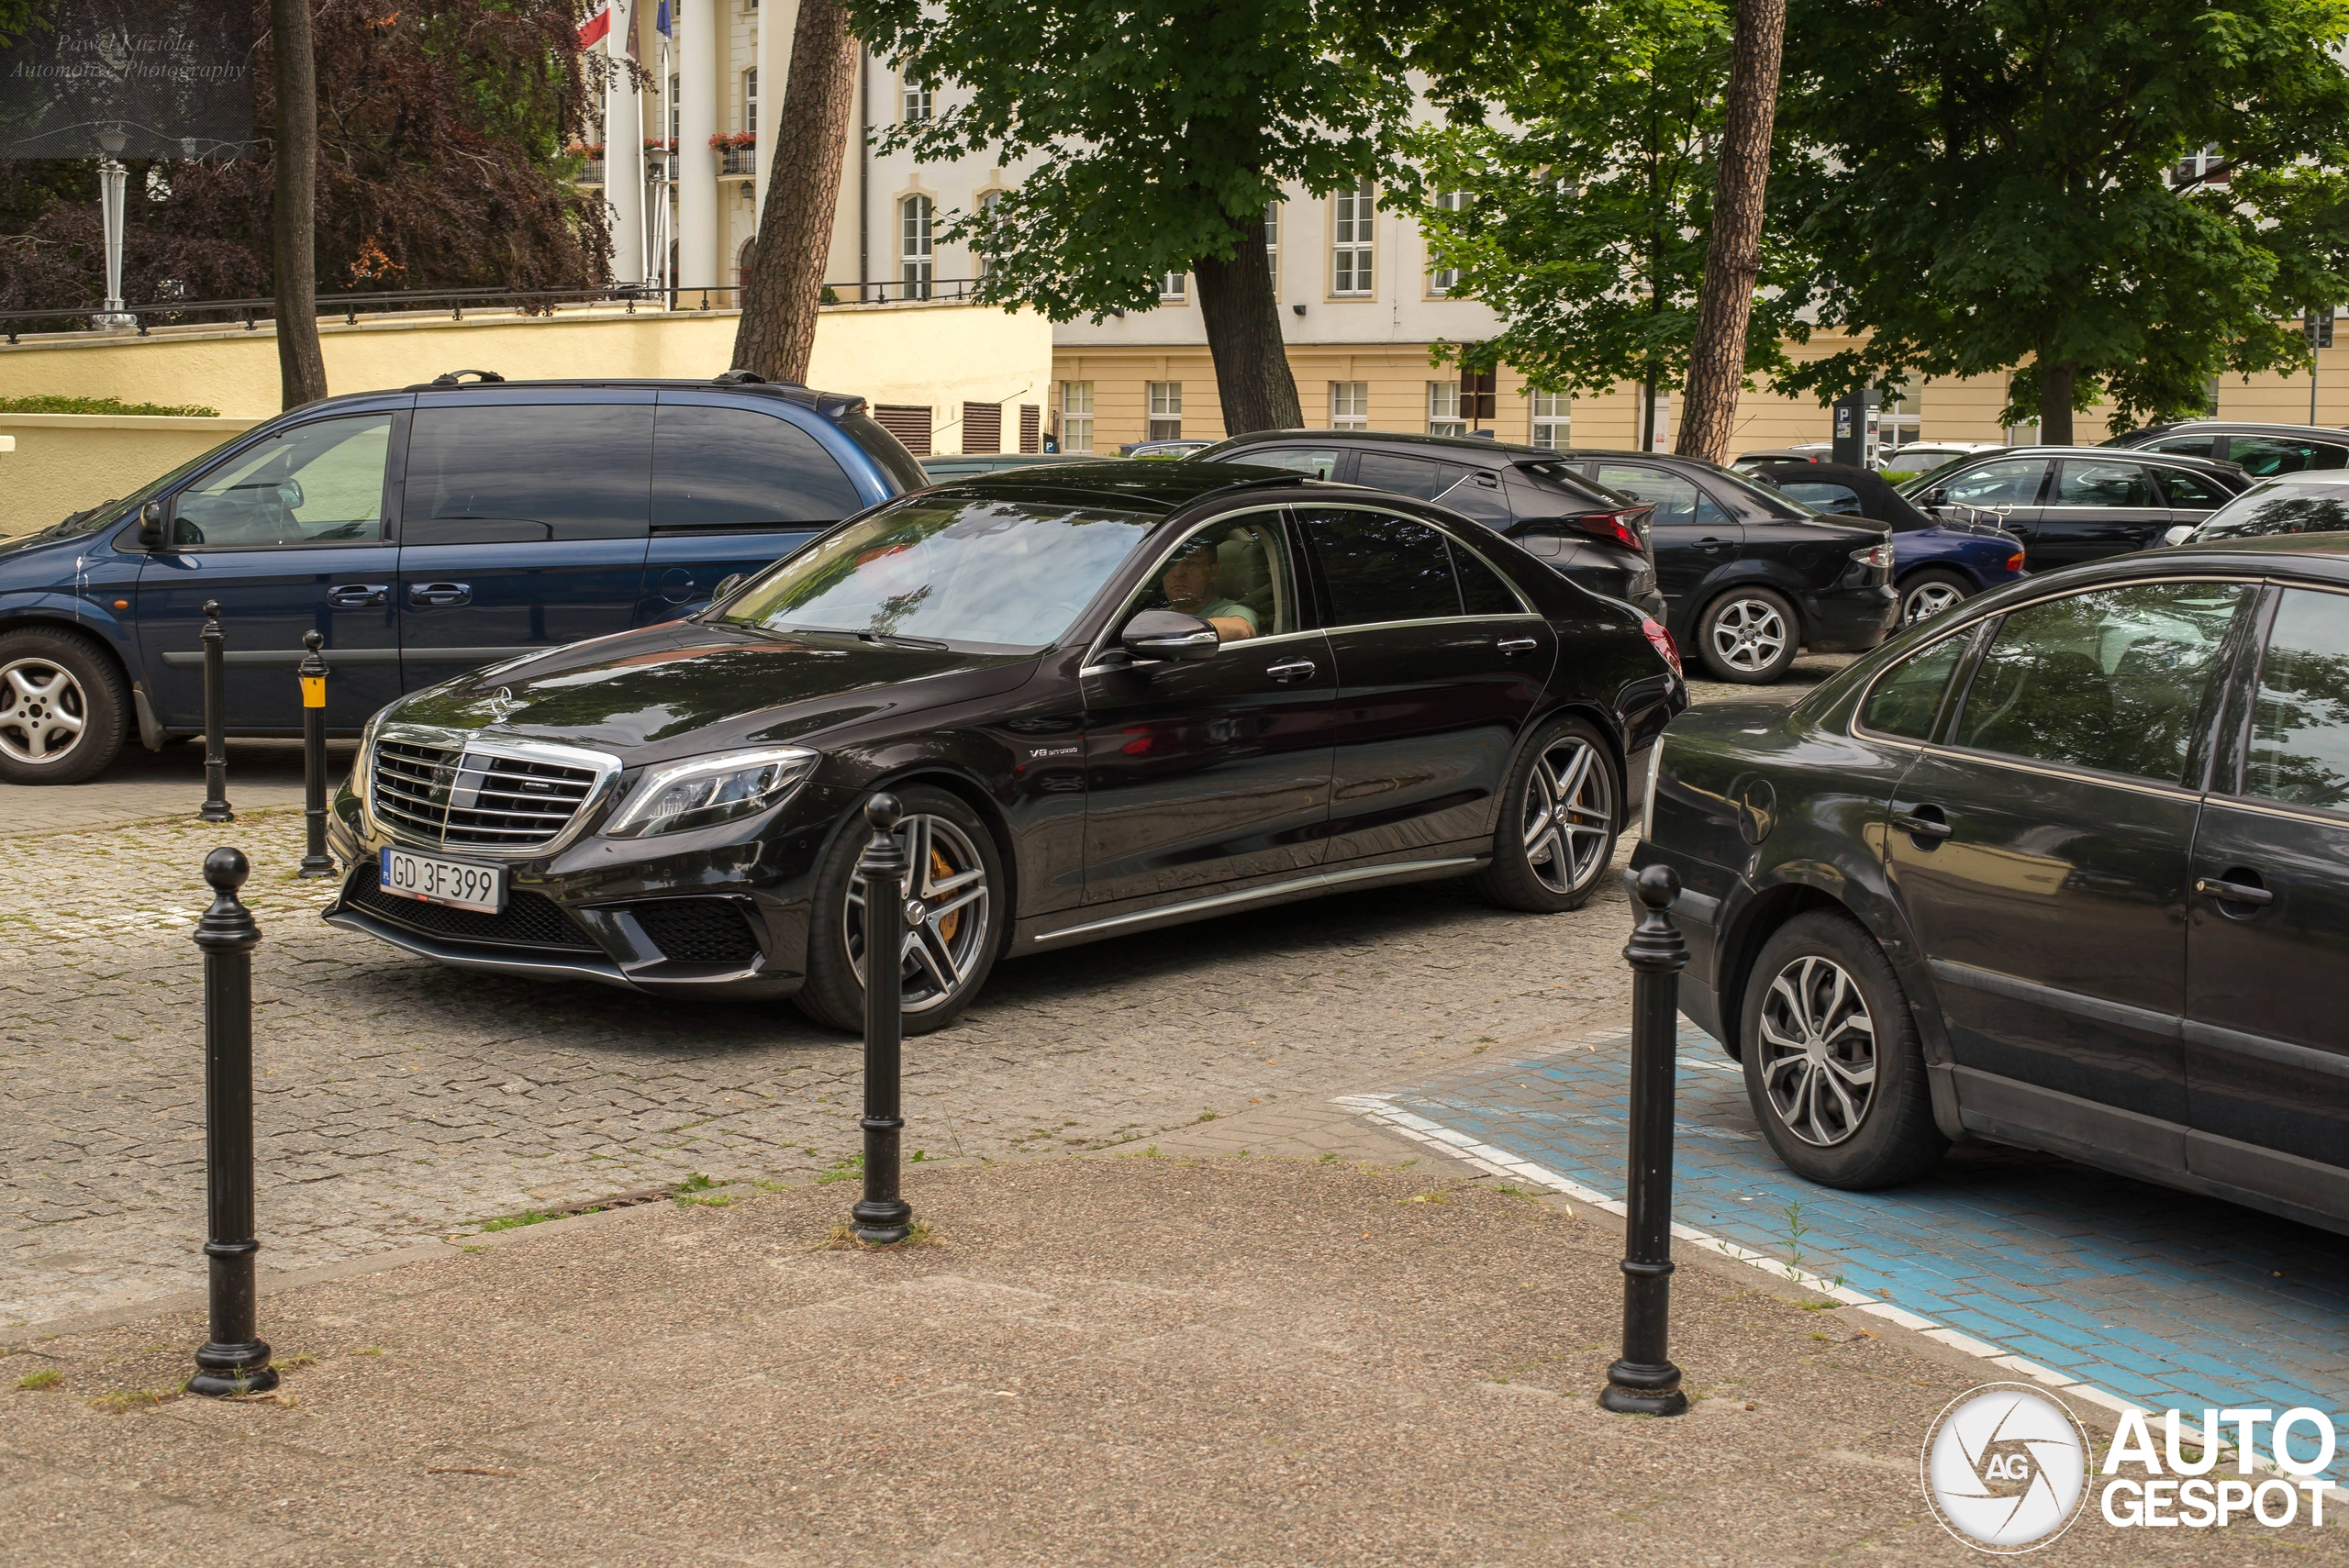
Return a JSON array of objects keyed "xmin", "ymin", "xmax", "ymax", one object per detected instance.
[{"xmin": 1349, "ymin": 1024, "xmax": 2349, "ymax": 1479}]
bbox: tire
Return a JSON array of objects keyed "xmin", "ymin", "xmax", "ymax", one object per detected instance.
[
  {"xmin": 1694, "ymin": 586, "xmax": 1800, "ymax": 684},
  {"xmin": 0, "ymin": 627, "xmax": 127, "ymax": 785},
  {"xmin": 1898, "ymin": 568, "xmax": 1972, "ymax": 626},
  {"xmin": 1468, "ymin": 715, "xmax": 1620, "ymax": 913},
  {"xmin": 795, "ymin": 784, "xmax": 1005, "ymax": 1036},
  {"xmin": 1739, "ymin": 910, "xmax": 1947, "ymax": 1189}
]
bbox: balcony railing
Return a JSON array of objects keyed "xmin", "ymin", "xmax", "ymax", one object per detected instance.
[
  {"xmin": 0, "ymin": 278, "xmax": 989, "ymax": 341},
  {"xmin": 718, "ymin": 144, "xmax": 754, "ymax": 177},
  {"xmin": 579, "ymin": 159, "xmax": 607, "ymax": 184}
]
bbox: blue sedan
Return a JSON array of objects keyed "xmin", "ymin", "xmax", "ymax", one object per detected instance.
[{"xmin": 1746, "ymin": 459, "xmax": 2028, "ymax": 624}]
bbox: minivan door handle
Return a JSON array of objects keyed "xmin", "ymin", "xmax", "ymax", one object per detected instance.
[
  {"xmin": 1264, "ymin": 658, "xmax": 1317, "ymax": 684},
  {"xmin": 407, "ymin": 582, "xmax": 473, "ymax": 606},
  {"xmin": 327, "ymin": 583, "xmax": 389, "ymax": 607}
]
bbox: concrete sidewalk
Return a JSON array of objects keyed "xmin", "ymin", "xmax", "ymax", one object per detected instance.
[{"xmin": 1, "ymin": 1134, "xmax": 2312, "ymax": 1566}]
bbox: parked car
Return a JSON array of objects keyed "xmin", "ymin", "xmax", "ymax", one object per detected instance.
[
  {"xmin": 1634, "ymin": 536, "xmax": 2349, "ymax": 1235},
  {"xmin": 1734, "ymin": 442, "xmax": 1837, "ymax": 467},
  {"xmin": 1190, "ymin": 429, "xmax": 1665, "ymax": 618},
  {"xmin": 1743, "ymin": 459, "xmax": 2029, "ymax": 625},
  {"xmin": 0, "ymin": 372, "xmax": 928, "ymax": 785},
  {"xmin": 2104, "ymin": 419, "xmax": 2349, "ymax": 476},
  {"xmin": 1898, "ymin": 446, "xmax": 2250, "ymax": 571},
  {"xmin": 2161, "ymin": 472, "xmax": 2349, "ymax": 547},
  {"xmin": 1875, "ymin": 441, "xmax": 2003, "ymax": 479},
  {"xmin": 1543, "ymin": 450, "xmax": 1898, "ymax": 684},
  {"xmin": 1119, "ymin": 439, "xmax": 1216, "ymax": 459},
  {"xmin": 323, "ymin": 460, "xmax": 1687, "ymax": 1031},
  {"xmin": 918, "ymin": 452, "xmax": 1108, "ymax": 482}
]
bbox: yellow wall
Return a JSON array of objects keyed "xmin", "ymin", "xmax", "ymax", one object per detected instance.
[{"xmin": 0, "ymin": 414, "xmax": 264, "ymax": 537}]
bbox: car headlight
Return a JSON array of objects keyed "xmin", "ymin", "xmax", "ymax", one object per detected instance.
[{"xmin": 603, "ymin": 748, "xmax": 819, "ymax": 839}]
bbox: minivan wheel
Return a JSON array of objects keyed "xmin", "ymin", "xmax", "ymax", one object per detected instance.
[
  {"xmin": 0, "ymin": 628, "xmax": 127, "ymax": 785},
  {"xmin": 1898, "ymin": 568, "xmax": 1971, "ymax": 625},
  {"xmin": 1739, "ymin": 910, "xmax": 1946, "ymax": 1189},
  {"xmin": 1468, "ymin": 715, "xmax": 1620, "ymax": 913},
  {"xmin": 796, "ymin": 784, "xmax": 1004, "ymax": 1036},
  {"xmin": 1695, "ymin": 587, "xmax": 1799, "ymax": 683}
]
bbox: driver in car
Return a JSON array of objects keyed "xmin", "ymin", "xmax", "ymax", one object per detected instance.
[{"xmin": 1158, "ymin": 536, "xmax": 1259, "ymax": 641}]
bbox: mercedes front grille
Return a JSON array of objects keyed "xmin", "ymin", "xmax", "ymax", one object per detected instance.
[{"xmin": 369, "ymin": 732, "xmax": 619, "ymax": 854}]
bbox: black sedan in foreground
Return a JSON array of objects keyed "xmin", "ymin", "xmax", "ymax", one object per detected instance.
[
  {"xmin": 327, "ymin": 462, "xmax": 1686, "ymax": 1031},
  {"xmin": 1635, "ymin": 534, "xmax": 2349, "ymax": 1235}
]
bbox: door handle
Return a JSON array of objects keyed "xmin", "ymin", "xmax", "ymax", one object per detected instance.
[
  {"xmin": 2196, "ymin": 875, "xmax": 2274, "ymax": 908},
  {"xmin": 1264, "ymin": 659, "xmax": 1317, "ymax": 684},
  {"xmin": 1497, "ymin": 637, "xmax": 1539, "ymax": 655},
  {"xmin": 1891, "ymin": 805, "xmax": 1953, "ymax": 841},
  {"xmin": 407, "ymin": 582, "xmax": 473, "ymax": 606},
  {"xmin": 327, "ymin": 584, "xmax": 389, "ymax": 607},
  {"xmin": 1694, "ymin": 536, "xmax": 1736, "ymax": 550}
]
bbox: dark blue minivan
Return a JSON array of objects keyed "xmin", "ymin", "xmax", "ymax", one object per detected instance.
[{"xmin": 0, "ymin": 373, "xmax": 929, "ymax": 784}]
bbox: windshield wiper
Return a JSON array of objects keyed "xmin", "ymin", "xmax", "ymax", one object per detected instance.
[{"xmin": 853, "ymin": 629, "xmax": 949, "ymax": 650}]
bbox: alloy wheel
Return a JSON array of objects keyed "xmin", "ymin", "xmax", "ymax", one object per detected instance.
[
  {"xmin": 843, "ymin": 812, "xmax": 992, "ymax": 1015},
  {"xmin": 1709, "ymin": 598, "xmax": 1788, "ymax": 673},
  {"xmin": 1756, "ymin": 954, "xmax": 1877, "ymax": 1146},
  {"xmin": 1901, "ymin": 581, "xmax": 1965, "ymax": 624},
  {"xmin": 1521, "ymin": 734, "xmax": 1613, "ymax": 895},
  {"xmin": 0, "ymin": 656, "xmax": 90, "ymax": 768}
]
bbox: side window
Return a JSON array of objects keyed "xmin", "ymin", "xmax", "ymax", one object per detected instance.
[
  {"xmin": 1940, "ymin": 459, "xmax": 2049, "ymax": 509},
  {"xmin": 1297, "ymin": 507, "xmax": 1461, "ymax": 625},
  {"xmin": 1952, "ymin": 582, "xmax": 2251, "ymax": 784},
  {"xmin": 1130, "ymin": 515, "xmax": 1297, "ymax": 643},
  {"xmin": 2145, "ymin": 436, "xmax": 2218, "ymax": 459},
  {"xmin": 652, "ymin": 405, "xmax": 862, "ymax": 528},
  {"xmin": 2243, "ymin": 588, "xmax": 2349, "ymax": 813},
  {"xmin": 2228, "ymin": 436, "xmax": 2349, "ymax": 477},
  {"xmin": 1354, "ymin": 451, "xmax": 1452, "ymax": 500},
  {"xmin": 1776, "ymin": 480, "xmax": 1865, "ymax": 516},
  {"xmin": 405, "ymin": 404, "xmax": 653, "ymax": 543},
  {"xmin": 2052, "ymin": 460, "xmax": 2157, "ymax": 507},
  {"xmin": 1450, "ymin": 538, "xmax": 1524, "ymax": 615},
  {"xmin": 1593, "ymin": 464, "xmax": 1698, "ymax": 524},
  {"xmin": 1858, "ymin": 631, "xmax": 1969, "ymax": 740},
  {"xmin": 173, "ymin": 414, "xmax": 393, "ymax": 548},
  {"xmin": 1239, "ymin": 447, "xmax": 1341, "ymax": 480},
  {"xmin": 2155, "ymin": 467, "xmax": 2231, "ymax": 508},
  {"xmin": 2201, "ymin": 484, "xmax": 2349, "ymax": 539}
]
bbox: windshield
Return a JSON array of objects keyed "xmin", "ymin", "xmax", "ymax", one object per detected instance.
[
  {"xmin": 713, "ymin": 494, "xmax": 1155, "ymax": 651},
  {"xmin": 1718, "ymin": 465, "xmax": 1823, "ymax": 519},
  {"xmin": 2192, "ymin": 480, "xmax": 2349, "ymax": 540}
]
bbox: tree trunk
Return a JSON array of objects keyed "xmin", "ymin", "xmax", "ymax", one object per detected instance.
[
  {"xmin": 1675, "ymin": 0, "xmax": 1786, "ymax": 464},
  {"xmin": 269, "ymin": 0, "xmax": 327, "ymax": 410},
  {"xmin": 731, "ymin": 0, "xmax": 858, "ymax": 383},
  {"xmin": 1195, "ymin": 240, "xmax": 1301, "ymax": 436},
  {"xmin": 2039, "ymin": 358, "xmax": 2076, "ymax": 444}
]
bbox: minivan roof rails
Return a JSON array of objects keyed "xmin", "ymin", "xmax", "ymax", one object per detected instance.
[
  {"xmin": 713, "ymin": 368, "xmax": 766, "ymax": 384},
  {"xmin": 427, "ymin": 368, "xmax": 506, "ymax": 386}
]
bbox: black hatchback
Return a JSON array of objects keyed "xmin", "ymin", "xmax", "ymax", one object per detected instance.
[
  {"xmin": 1634, "ymin": 535, "xmax": 2349, "ymax": 1236},
  {"xmin": 326, "ymin": 461, "xmax": 1686, "ymax": 1031}
]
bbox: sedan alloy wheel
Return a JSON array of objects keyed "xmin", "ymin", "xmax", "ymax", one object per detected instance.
[
  {"xmin": 1522, "ymin": 733, "xmax": 1614, "ymax": 895},
  {"xmin": 843, "ymin": 811, "xmax": 992, "ymax": 1015},
  {"xmin": 1708, "ymin": 596, "xmax": 1789, "ymax": 675},
  {"xmin": 1900, "ymin": 575, "xmax": 1968, "ymax": 625},
  {"xmin": 1756, "ymin": 953, "xmax": 1877, "ymax": 1146}
]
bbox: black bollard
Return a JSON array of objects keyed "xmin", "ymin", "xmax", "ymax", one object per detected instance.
[
  {"xmin": 851, "ymin": 793, "xmax": 914, "ymax": 1244},
  {"xmin": 1601, "ymin": 863, "xmax": 1689, "ymax": 1417},
  {"xmin": 296, "ymin": 632, "xmax": 335, "ymax": 878},
  {"xmin": 199, "ymin": 601, "xmax": 232, "ymax": 824},
  {"xmin": 189, "ymin": 847, "xmax": 279, "ymax": 1397}
]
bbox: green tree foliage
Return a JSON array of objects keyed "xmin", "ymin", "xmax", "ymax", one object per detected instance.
[
  {"xmin": 1774, "ymin": 0, "xmax": 2349, "ymax": 440},
  {"xmin": 1408, "ymin": 0, "xmax": 1800, "ymax": 450}
]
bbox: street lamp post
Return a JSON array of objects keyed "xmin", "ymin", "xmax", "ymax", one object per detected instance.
[{"xmin": 93, "ymin": 130, "xmax": 136, "ymax": 331}]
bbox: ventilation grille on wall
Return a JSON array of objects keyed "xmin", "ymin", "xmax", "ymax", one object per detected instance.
[
  {"xmin": 873, "ymin": 404, "xmax": 934, "ymax": 455},
  {"xmin": 963, "ymin": 402, "xmax": 1002, "ymax": 454}
]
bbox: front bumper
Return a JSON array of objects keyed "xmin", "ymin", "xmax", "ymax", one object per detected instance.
[
  {"xmin": 1799, "ymin": 583, "xmax": 1900, "ymax": 652},
  {"xmin": 322, "ymin": 780, "xmax": 834, "ymax": 997}
]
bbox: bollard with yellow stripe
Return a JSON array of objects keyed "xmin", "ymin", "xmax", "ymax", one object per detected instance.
[{"xmin": 297, "ymin": 632, "xmax": 336, "ymax": 877}]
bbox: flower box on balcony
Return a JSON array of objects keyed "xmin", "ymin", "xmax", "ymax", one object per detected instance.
[{"xmin": 711, "ymin": 131, "xmax": 755, "ymax": 177}]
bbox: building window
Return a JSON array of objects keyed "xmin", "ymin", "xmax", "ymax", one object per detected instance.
[
  {"xmin": 1147, "ymin": 382, "xmax": 1183, "ymax": 441},
  {"xmin": 1332, "ymin": 181, "xmax": 1375, "ymax": 296},
  {"xmin": 736, "ymin": 237, "xmax": 757, "ymax": 295},
  {"xmin": 975, "ymin": 189, "xmax": 1004, "ymax": 278},
  {"xmin": 1426, "ymin": 189, "xmax": 1465, "ymax": 295},
  {"xmin": 669, "ymin": 75, "xmax": 681, "ymax": 148},
  {"xmin": 1427, "ymin": 382, "xmax": 1465, "ymax": 438},
  {"xmin": 900, "ymin": 195, "xmax": 933, "ymax": 298},
  {"xmin": 1330, "ymin": 382, "xmax": 1368, "ymax": 431},
  {"xmin": 1062, "ymin": 382, "xmax": 1095, "ymax": 453},
  {"xmin": 1531, "ymin": 391, "xmax": 1569, "ymax": 449},
  {"xmin": 902, "ymin": 81, "xmax": 932, "ymax": 123},
  {"xmin": 1264, "ymin": 201, "xmax": 1280, "ymax": 284},
  {"xmin": 1159, "ymin": 270, "xmax": 1186, "ymax": 303}
]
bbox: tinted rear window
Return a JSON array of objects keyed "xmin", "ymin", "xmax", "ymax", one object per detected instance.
[
  {"xmin": 406, "ymin": 403, "xmax": 651, "ymax": 541},
  {"xmin": 837, "ymin": 410, "xmax": 932, "ymax": 493},
  {"xmin": 652, "ymin": 405, "xmax": 861, "ymax": 528}
]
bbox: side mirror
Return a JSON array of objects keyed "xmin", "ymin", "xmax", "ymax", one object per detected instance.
[
  {"xmin": 712, "ymin": 572, "xmax": 745, "ymax": 601},
  {"xmin": 1119, "ymin": 607, "xmax": 1219, "ymax": 662},
  {"xmin": 1920, "ymin": 486, "xmax": 1946, "ymax": 507},
  {"xmin": 276, "ymin": 478, "xmax": 304, "ymax": 510},
  {"xmin": 137, "ymin": 498, "xmax": 172, "ymax": 550}
]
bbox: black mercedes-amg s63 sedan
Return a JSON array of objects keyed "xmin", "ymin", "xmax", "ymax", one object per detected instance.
[{"xmin": 324, "ymin": 460, "xmax": 1687, "ymax": 1031}]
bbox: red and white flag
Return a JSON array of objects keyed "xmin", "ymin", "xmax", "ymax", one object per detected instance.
[{"xmin": 578, "ymin": 0, "xmax": 613, "ymax": 49}]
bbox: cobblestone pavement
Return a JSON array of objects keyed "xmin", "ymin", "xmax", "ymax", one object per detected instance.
[{"xmin": 4, "ymin": 657, "xmax": 1851, "ymax": 1328}]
